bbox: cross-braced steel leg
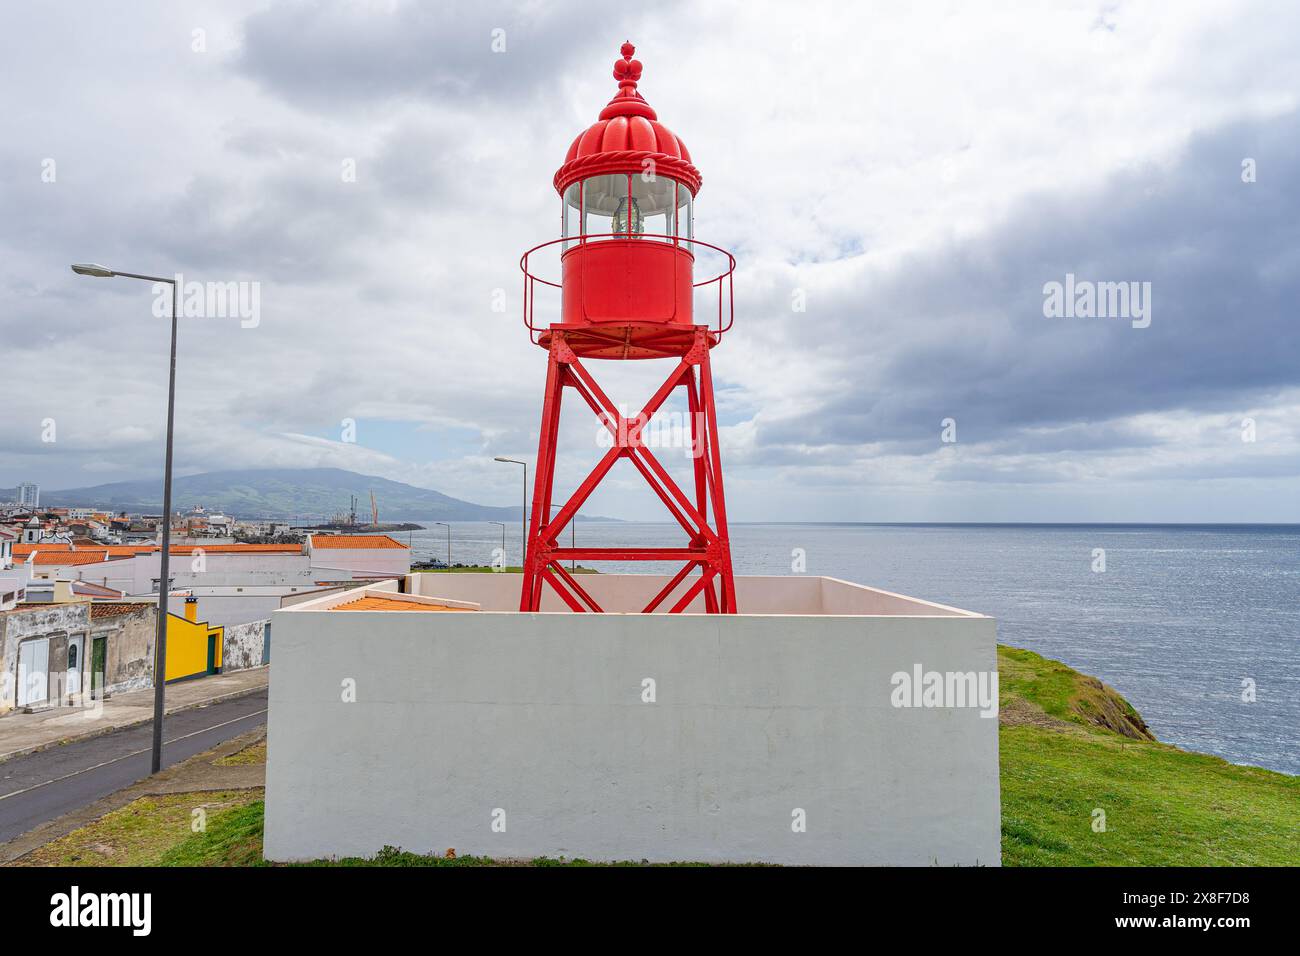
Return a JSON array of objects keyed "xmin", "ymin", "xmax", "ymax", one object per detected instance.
[{"xmin": 520, "ymin": 327, "xmax": 735, "ymax": 613}]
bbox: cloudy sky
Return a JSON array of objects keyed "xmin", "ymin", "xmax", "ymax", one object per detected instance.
[{"xmin": 3, "ymin": 0, "xmax": 1298, "ymax": 522}]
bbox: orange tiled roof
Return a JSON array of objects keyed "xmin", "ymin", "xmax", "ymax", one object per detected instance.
[
  {"xmin": 90, "ymin": 602, "xmax": 149, "ymax": 619},
  {"xmin": 311, "ymin": 534, "xmax": 407, "ymax": 549},
  {"xmin": 331, "ymin": 596, "xmax": 472, "ymax": 612},
  {"xmin": 13, "ymin": 543, "xmax": 149, "ymax": 559},
  {"xmin": 29, "ymin": 551, "xmax": 116, "ymax": 566},
  {"xmin": 13, "ymin": 543, "xmax": 73, "ymax": 557}
]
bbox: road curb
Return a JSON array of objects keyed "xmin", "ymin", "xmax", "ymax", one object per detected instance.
[{"xmin": 0, "ymin": 683, "xmax": 267, "ymax": 765}]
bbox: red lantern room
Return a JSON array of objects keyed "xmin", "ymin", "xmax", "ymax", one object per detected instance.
[{"xmin": 518, "ymin": 41, "xmax": 737, "ymax": 614}]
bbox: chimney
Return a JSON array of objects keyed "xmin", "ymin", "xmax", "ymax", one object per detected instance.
[{"xmin": 184, "ymin": 596, "xmax": 198, "ymax": 623}]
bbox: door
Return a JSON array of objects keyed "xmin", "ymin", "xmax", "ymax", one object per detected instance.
[
  {"xmin": 206, "ymin": 635, "xmax": 217, "ymax": 674},
  {"xmin": 16, "ymin": 638, "xmax": 49, "ymax": 708},
  {"xmin": 67, "ymin": 635, "xmax": 84, "ymax": 698},
  {"xmin": 91, "ymin": 636, "xmax": 107, "ymax": 700}
]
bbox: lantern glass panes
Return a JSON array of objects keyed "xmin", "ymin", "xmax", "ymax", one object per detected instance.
[
  {"xmin": 676, "ymin": 182, "xmax": 694, "ymax": 242},
  {"xmin": 581, "ymin": 174, "xmax": 627, "ymax": 241},
  {"xmin": 562, "ymin": 182, "xmax": 581, "ymax": 250},
  {"xmin": 577, "ymin": 174, "xmax": 692, "ymax": 243},
  {"xmin": 631, "ymin": 173, "xmax": 678, "ymax": 242}
]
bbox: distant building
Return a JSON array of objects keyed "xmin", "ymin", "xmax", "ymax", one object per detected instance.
[
  {"xmin": 9, "ymin": 537, "xmax": 405, "ymax": 627},
  {"xmin": 306, "ymin": 534, "xmax": 412, "ymax": 578},
  {"xmin": 19, "ymin": 517, "xmax": 73, "ymax": 547},
  {"xmin": 16, "ymin": 483, "xmax": 39, "ymax": 508},
  {"xmin": 165, "ymin": 598, "xmax": 225, "ymax": 682},
  {"xmin": 0, "ymin": 527, "xmax": 28, "ymax": 611},
  {"xmin": 0, "ymin": 601, "xmax": 156, "ymax": 712}
]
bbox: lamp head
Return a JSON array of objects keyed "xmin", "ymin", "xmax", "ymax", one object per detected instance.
[
  {"xmin": 613, "ymin": 196, "xmax": 644, "ymax": 237},
  {"xmin": 70, "ymin": 263, "xmax": 114, "ymax": 278}
]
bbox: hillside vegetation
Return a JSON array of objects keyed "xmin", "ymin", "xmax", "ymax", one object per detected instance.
[
  {"xmin": 40, "ymin": 468, "xmax": 521, "ymax": 521},
  {"xmin": 998, "ymin": 645, "xmax": 1299, "ymax": 866}
]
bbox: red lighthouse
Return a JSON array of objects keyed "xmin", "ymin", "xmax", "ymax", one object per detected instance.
[{"xmin": 518, "ymin": 41, "xmax": 737, "ymax": 614}]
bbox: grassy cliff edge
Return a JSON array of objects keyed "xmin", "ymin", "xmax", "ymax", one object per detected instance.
[{"xmin": 998, "ymin": 644, "xmax": 1298, "ymax": 866}]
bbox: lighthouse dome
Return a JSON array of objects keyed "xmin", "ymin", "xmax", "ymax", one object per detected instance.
[{"xmin": 554, "ymin": 42, "xmax": 702, "ymax": 196}]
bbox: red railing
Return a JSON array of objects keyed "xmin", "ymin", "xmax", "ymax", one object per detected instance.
[{"xmin": 519, "ymin": 234, "xmax": 736, "ymax": 346}]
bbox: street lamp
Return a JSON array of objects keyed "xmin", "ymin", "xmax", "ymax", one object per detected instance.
[
  {"xmin": 434, "ymin": 521, "xmax": 451, "ymax": 570},
  {"xmin": 71, "ymin": 262, "xmax": 178, "ymax": 776},
  {"xmin": 493, "ymin": 456, "xmax": 527, "ymax": 565},
  {"xmin": 489, "ymin": 520, "xmax": 507, "ymax": 570}
]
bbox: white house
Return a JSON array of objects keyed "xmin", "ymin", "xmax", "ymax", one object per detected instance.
[
  {"xmin": 305, "ymin": 534, "xmax": 412, "ymax": 578},
  {"xmin": 0, "ymin": 527, "xmax": 30, "ymax": 611}
]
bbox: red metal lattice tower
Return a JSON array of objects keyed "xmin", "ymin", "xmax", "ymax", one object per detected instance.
[{"xmin": 518, "ymin": 41, "xmax": 737, "ymax": 613}]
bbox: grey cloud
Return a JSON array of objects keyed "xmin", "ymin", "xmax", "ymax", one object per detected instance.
[
  {"xmin": 748, "ymin": 112, "xmax": 1300, "ymax": 464},
  {"xmin": 234, "ymin": 1, "xmax": 668, "ymax": 110}
]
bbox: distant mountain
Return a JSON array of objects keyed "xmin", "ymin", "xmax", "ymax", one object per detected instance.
[{"xmin": 39, "ymin": 468, "xmax": 613, "ymax": 522}]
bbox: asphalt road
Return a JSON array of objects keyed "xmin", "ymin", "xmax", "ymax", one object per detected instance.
[{"xmin": 0, "ymin": 690, "xmax": 268, "ymax": 845}]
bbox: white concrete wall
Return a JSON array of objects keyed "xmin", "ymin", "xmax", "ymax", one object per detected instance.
[
  {"xmin": 265, "ymin": 575, "xmax": 999, "ymax": 865},
  {"xmin": 186, "ymin": 587, "xmax": 328, "ymax": 627},
  {"xmin": 132, "ymin": 553, "xmax": 323, "ymax": 591},
  {"xmin": 310, "ymin": 548, "xmax": 411, "ymax": 576},
  {"xmin": 222, "ymin": 619, "xmax": 267, "ymax": 671}
]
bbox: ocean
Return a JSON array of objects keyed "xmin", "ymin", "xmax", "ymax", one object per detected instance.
[{"xmin": 401, "ymin": 521, "xmax": 1299, "ymax": 776}]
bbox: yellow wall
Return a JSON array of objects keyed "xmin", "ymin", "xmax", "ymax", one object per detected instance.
[{"xmin": 164, "ymin": 610, "xmax": 223, "ymax": 682}]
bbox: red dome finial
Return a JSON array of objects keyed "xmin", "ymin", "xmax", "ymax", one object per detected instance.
[{"xmin": 613, "ymin": 40, "xmax": 642, "ymax": 89}]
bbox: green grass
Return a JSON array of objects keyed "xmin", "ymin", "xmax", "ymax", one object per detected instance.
[
  {"xmin": 16, "ymin": 791, "xmax": 261, "ymax": 867},
  {"xmin": 1001, "ymin": 725, "xmax": 1299, "ymax": 865},
  {"xmin": 997, "ymin": 645, "xmax": 1300, "ymax": 866},
  {"xmin": 213, "ymin": 740, "xmax": 267, "ymax": 766},
  {"xmin": 999, "ymin": 645, "xmax": 1089, "ymax": 723},
  {"xmin": 158, "ymin": 801, "xmax": 705, "ymax": 866},
  {"xmin": 159, "ymin": 799, "xmax": 267, "ymax": 866},
  {"xmin": 998, "ymin": 644, "xmax": 1152, "ymax": 739}
]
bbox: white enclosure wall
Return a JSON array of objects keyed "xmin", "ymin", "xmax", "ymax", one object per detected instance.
[{"xmin": 265, "ymin": 575, "xmax": 1000, "ymax": 865}]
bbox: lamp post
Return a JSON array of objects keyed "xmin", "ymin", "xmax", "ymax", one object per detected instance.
[
  {"xmin": 434, "ymin": 521, "xmax": 451, "ymax": 570},
  {"xmin": 71, "ymin": 262, "xmax": 177, "ymax": 775},
  {"xmin": 493, "ymin": 456, "xmax": 527, "ymax": 566},
  {"xmin": 489, "ymin": 521, "xmax": 507, "ymax": 570}
]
